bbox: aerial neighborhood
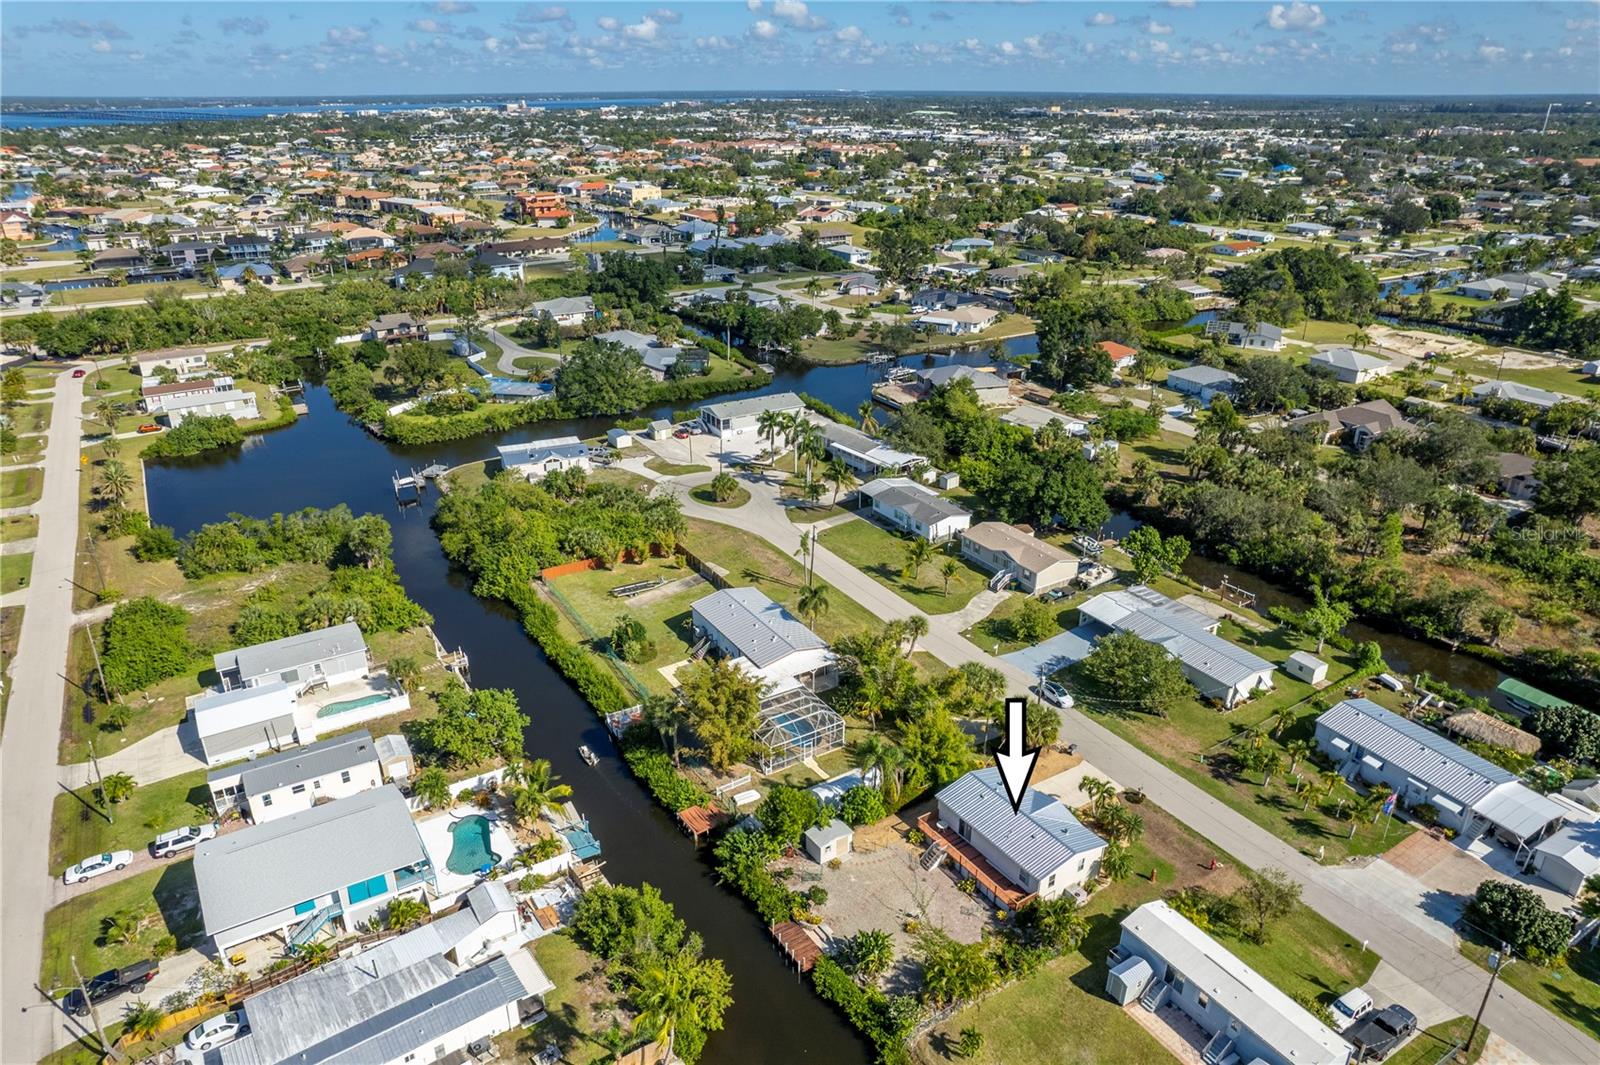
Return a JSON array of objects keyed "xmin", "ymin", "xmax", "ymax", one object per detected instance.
[{"xmin": 2, "ymin": 21, "xmax": 1600, "ymax": 1065}]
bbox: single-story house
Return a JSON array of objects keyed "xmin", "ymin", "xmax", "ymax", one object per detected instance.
[
  {"xmin": 215, "ymin": 622, "xmax": 371, "ymax": 693},
  {"xmin": 836, "ymin": 273, "xmax": 882, "ymax": 297},
  {"xmin": 1285, "ymin": 221, "xmax": 1335, "ymax": 238},
  {"xmin": 816, "ymin": 420, "xmax": 922, "ymax": 477},
  {"xmin": 1080, "ymin": 585, "xmax": 1275, "ymax": 708},
  {"xmin": 857, "ymin": 477, "xmax": 972, "ymax": 543},
  {"xmin": 192, "ymin": 681, "xmax": 300, "ymax": 766},
  {"xmin": 932, "ymin": 767, "xmax": 1106, "ymax": 907},
  {"xmin": 1314, "ymin": 699, "xmax": 1567, "ymax": 853},
  {"xmin": 828, "ymin": 243, "xmax": 871, "ymax": 266},
  {"xmin": 1164, "ymin": 365, "xmax": 1240, "ymax": 407},
  {"xmin": 1495, "ymin": 452, "xmax": 1540, "ymax": 500},
  {"xmin": 1107, "ymin": 901, "xmax": 1351, "ymax": 1065},
  {"xmin": 1309, "ymin": 347, "xmax": 1393, "ymax": 385},
  {"xmin": 1204, "ymin": 320, "xmax": 1284, "ymax": 351},
  {"xmin": 206, "ymin": 730, "xmax": 384, "ymax": 824},
  {"xmin": 0, "ymin": 281, "xmax": 49, "ymax": 307},
  {"xmin": 1288, "ymin": 399, "xmax": 1408, "ymax": 450},
  {"xmin": 698, "ymin": 391, "xmax": 805, "ymax": 439},
  {"xmin": 1098, "ymin": 341, "xmax": 1139, "ymax": 374},
  {"xmin": 595, "ymin": 328, "xmax": 693, "ymax": 379},
  {"xmin": 916, "ymin": 364, "xmax": 1011, "ymax": 406},
  {"xmin": 690, "ymin": 586, "xmax": 838, "ymax": 692},
  {"xmin": 916, "ymin": 304, "xmax": 999, "ymax": 336},
  {"xmin": 495, "ymin": 436, "xmax": 592, "ymax": 482},
  {"xmin": 133, "ymin": 346, "xmax": 211, "ymax": 378},
  {"xmin": 157, "ymin": 387, "xmax": 259, "ymax": 427},
  {"xmin": 194, "ymin": 785, "xmax": 434, "ymax": 956},
  {"xmin": 1472, "ymin": 380, "xmax": 1567, "ymax": 411},
  {"xmin": 212, "ymin": 881, "xmax": 550, "ymax": 1065},
  {"xmin": 960, "ymin": 522, "xmax": 1079, "ymax": 594},
  {"xmin": 365, "ymin": 313, "xmax": 424, "ymax": 344},
  {"xmin": 528, "ymin": 295, "xmax": 595, "ymax": 327}
]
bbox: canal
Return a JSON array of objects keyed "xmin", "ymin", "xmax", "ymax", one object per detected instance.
[{"xmin": 143, "ymin": 348, "xmax": 1018, "ymax": 1065}]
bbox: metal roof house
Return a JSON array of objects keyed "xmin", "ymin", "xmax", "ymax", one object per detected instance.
[
  {"xmin": 155, "ymin": 386, "xmax": 259, "ymax": 427},
  {"xmin": 690, "ymin": 587, "xmax": 838, "ymax": 693},
  {"xmin": 932, "ymin": 768, "xmax": 1106, "ymax": 906},
  {"xmin": 1204, "ymin": 319, "xmax": 1284, "ymax": 351},
  {"xmin": 206, "ymin": 730, "xmax": 384, "ymax": 824},
  {"xmin": 1528, "ymin": 819, "xmax": 1600, "ymax": 896},
  {"xmin": 1108, "ymin": 901, "xmax": 1351, "ymax": 1065},
  {"xmin": 215, "ymin": 622, "xmax": 370, "ymax": 694},
  {"xmin": 1162, "ymin": 365, "xmax": 1240, "ymax": 407},
  {"xmin": 1314, "ymin": 699, "xmax": 1567, "ymax": 854},
  {"xmin": 697, "ymin": 391, "xmax": 805, "ymax": 438},
  {"xmin": 191, "ymin": 681, "xmax": 299, "ymax": 766},
  {"xmin": 1471, "ymin": 380, "xmax": 1567, "ymax": 410},
  {"xmin": 194, "ymin": 785, "xmax": 434, "ymax": 956},
  {"xmin": 857, "ymin": 477, "xmax": 972, "ymax": 543},
  {"xmin": 214, "ymin": 881, "xmax": 552, "ymax": 1065},
  {"xmin": 1079, "ymin": 586, "xmax": 1275, "ymax": 708},
  {"xmin": 1309, "ymin": 347, "xmax": 1394, "ymax": 385},
  {"xmin": 816, "ymin": 420, "xmax": 922, "ymax": 477},
  {"xmin": 494, "ymin": 436, "xmax": 592, "ymax": 482}
]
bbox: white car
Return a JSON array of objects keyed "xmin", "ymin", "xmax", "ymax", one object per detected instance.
[
  {"xmin": 152, "ymin": 823, "xmax": 217, "ymax": 859},
  {"xmin": 64, "ymin": 850, "xmax": 133, "ymax": 885},
  {"xmin": 1039, "ymin": 680, "xmax": 1075, "ymax": 710},
  {"xmin": 185, "ymin": 1011, "xmax": 246, "ymax": 1051},
  {"xmin": 1330, "ymin": 987, "xmax": 1374, "ymax": 1032}
]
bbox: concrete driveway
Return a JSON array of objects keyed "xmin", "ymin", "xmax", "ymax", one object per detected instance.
[{"xmin": 998, "ymin": 625, "xmax": 1097, "ymax": 679}]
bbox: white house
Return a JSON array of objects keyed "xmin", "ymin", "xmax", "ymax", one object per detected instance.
[
  {"xmin": 528, "ymin": 295, "xmax": 595, "ymax": 327},
  {"xmin": 1164, "ymin": 365, "xmax": 1240, "ymax": 407},
  {"xmin": 931, "ymin": 768, "xmax": 1106, "ymax": 906},
  {"xmin": 1528, "ymin": 820, "xmax": 1600, "ymax": 897},
  {"xmin": 157, "ymin": 387, "xmax": 259, "ymax": 427},
  {"xmin": 698, "ymin": 391, "xmax": 805, "ymax": 439},
  {"xmin": 690, "ymin": 586, "xmax": 838, "ymax": 692},
  {"xmin": 1080, "ymin": 585, "xmax": 1275, "ymax": 708},
  {"xmin": 206, "ymin": 730, "xmax": 384, "ymax": 824},
  {"xmin": 215, "ymin": 622, "xmax": 370, "ymax": 693},
  {"xmin": 212, "ymin": 881, "xmax": 552, "ymax": 1065},
  {"xmin": 960, "ymin": 522, "xmax": 1079, "ymax": 593},
  {"xmin": 1471, "ymin": 380, "xmax": 1567, "ymax": 411},
  {"xmin": 192, "ymin": 682, "xmax": 300, "ymax": 766},
  {"xmin": 916, "ymin": 304, "xmax": 999, "ymax": 336},
  {"xmin": 133, "ymin": 346, "xmax": 210, "ymax": 378},
  {"xmin": 1314, "ymin": 699, "xmax": 1567, "ymax": 852},
  {"xmin": 916, "ymin": 364, "xmax": 1011, "ymax": 406},
  {"xmin": 1107, "ymin": 901, "xmax": 1351, "ymax": 1065},
  {"xmin": 857, "ymin": 477, "xmax": 972, "ymax": 543},
  {"xmin": 495, "ymin": 436, "xmax": 592, "ymax": 482},
  {"xmin": 816, "ymin": 420, "xmax": 922, "ymax": 477},
  {"xmin": 1309, "ymin": 347, "xmax": 1393, "ymax": 385},
  {"xmin": 1285, "ymin": 221, "xmax": 1335, "ymax": 238},
  {"xmin": 194, "ymin": 785, "xmax": 435, "ymax": 956},
  {"xmin": 1204, "ymin": 320, "xmax": 1284, "ymax": 351}
]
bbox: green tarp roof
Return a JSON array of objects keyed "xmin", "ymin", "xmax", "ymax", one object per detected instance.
[{"xmin": 1497, "ymin": 677, "xmax": 1573, "ymax": 712}]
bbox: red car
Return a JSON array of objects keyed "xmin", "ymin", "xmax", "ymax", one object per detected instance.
[
  {"xmin": 137, "ymin": 424, "xmax": 162, "ymax": 434},
  {"xmin": 71, "ymin": 369, "xmax": 87, "ymax": 378},
  {"xmin": 673, "ymin": 428, "xmax": 691, "ymax": 439}
]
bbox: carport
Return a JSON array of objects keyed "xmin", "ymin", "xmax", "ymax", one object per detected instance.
[{"xmin": 999, "ymin": 625, "xmax": 1097, "ymax": 680}]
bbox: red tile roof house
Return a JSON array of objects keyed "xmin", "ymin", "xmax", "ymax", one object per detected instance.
[{"xmin": 1097, "ymin": 340, "xmax": 1139, "ymax": 373}]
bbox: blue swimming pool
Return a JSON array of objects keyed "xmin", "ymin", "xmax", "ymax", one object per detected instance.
[
  {"xmin": 315, "ymin": 692, "xmax": 390, "ymax": 718},
  {"xmin": 446, "ymin": 815, "xmax": 501, "ymax": 875}
]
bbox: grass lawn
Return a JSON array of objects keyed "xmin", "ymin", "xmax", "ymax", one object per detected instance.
[
  {"xmin": 1, "ymin": 550, "xmax": 32, "ymax": 592},
  {"xmin": 1459, "ymin": 937, "xmax": 1600, "ymax": 1042},
  {"xmin": 54, "ymin": 281, "xmax": 209, "ymax": 305},
  {"xmin": 965, "ymin": 586, "xmax": 1101, "ymax": 655},
  {"xmin": 1, "ymin": 465, "xmax": 44, "ymax": 508},
  {"xmin": 915, "ymin": 801, "xmax": 1376, "ymax": 1065},
  {"xmin": 0, "ymin": 604, "xmax": 20, "ymax": 725},
  {"xmin": 1388, "ymin": 1018, "xmax": 1488, "ymax": 1065},
  {"xmin": 1283, "ymin": 319, "xmax": 1366, "ymax": 346},
  {"xmin": 530, "ymin": 932, "xmax": 636, "ymax": 1064},
  {"xmin": 797, "ymin": 335, "xmax": 873, "ymax": 364},
  {"xmin": 444, "ymin": 459, "xmax": 495, "ymax": 492},
  {"xmin": 547, "ymin": 554, "xmax": 707, "ymax": 696},
  {"xmin": 50, "ymin": 768, "xmax": 213, "ymax": 875},
  {"xmin": 39, "ymin": 862, "xmax": 204, "ymax": 992},
  {"xmin": 512, "ymin": 354, "xmax": 560, "ymax": 372},
  {"xmin": 643, "ymin": 457, "xmax": 710, "ymax": 477},
  {"xmin": 1121, "ymin": 428, "xmax": 1194, "ymax": 478},
  {"xmin": 7, "ymin": 401, "xmax": 52, "ymax": 435},
  {"xmin": 1453, "ymin": 357, "xmax": 1599, "ymax": 399},
  {"xmin": 818, "ymin": 517, "xmax": 989, "ymax": 615},
  {"xmin": 689, "ymin": 483, "xmax": 749, "ymax": 509}
]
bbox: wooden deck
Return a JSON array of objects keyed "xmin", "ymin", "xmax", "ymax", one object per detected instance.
[
  {"xmin": 916, "ymin": 812, "xmax": 1033, "ymax": 911},
  {"xmin": 771, "ymin": 921, "xmax": 824, "ymax": 973},
  {"xmin": 677, "ymin": 804, "xmax": 729, "ymax": 842}
]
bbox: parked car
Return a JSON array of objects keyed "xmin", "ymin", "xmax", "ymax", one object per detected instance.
[
  {"xmin": 62, "ymin": 961, "xmax": 158, "ymax": 1016},
  {"xmin": 63, "ymin": 850, "xmax": 133, "ymax": 885},
  {"xmin": 673, "ymin": 427, "xmax": 691, "ymax": 439},
  {"xmin": 136, "ymin": 423, "xmax": 162, "ymax": 434},
  {"xmin": 1038, "ymin": 680, "xmax": 1075, "ymax": 710},
  {"xmin": 71, "ymin": 369, "xmax": 87, "ymax": 378},
  {"xmin": 151, "ymin": 823, "xmax": 217, "ymax": 859},
  {"xmin": 1347, "ymin": 1004, "xmax": 1417, "ymax": 1061},
  {"xmin": 1330, "ymin": 987, "xmax": 1374, "ymax": 1032},
  {"xmin": 1039, "ymin": 587, "xmax": 1071, "ymax": 603},
  {"xmin": 185, "ymin": 1011, "xmax": 246, "ymax": 1051}
]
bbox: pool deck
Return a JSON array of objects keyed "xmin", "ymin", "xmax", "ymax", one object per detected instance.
[{"xmin": 415, "ymin": 805, "xmax": 519, "ymax": 898}]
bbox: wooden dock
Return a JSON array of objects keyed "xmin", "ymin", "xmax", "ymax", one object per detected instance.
[
  {"xmin": 677, "ymin": 804, "xmax": 729, "ymax": 843},
  {"xmin": 770, "ymin": 921, "xmax": 823, "ymax": 973}
]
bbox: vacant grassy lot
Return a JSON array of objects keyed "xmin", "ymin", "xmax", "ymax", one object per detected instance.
[
  {"xmin": 50, "ymin": 768, "xmax": 213, "ymax": 875},
  {"xmin": 7, "ymin": 401, "xmax": 52, "ymax": 435},
  {"xmin": 530, "ymin": 932, "xmax": 635, "ymax": 1064},
  {"xmin": 818, "ymin": 517, "xmax": 989, "ymax": 615},
  {"xmin": 1388, "ymin": 1018, "xmax": 1488, "ymax": 1065},
  {"xmin": 1, "ymin": 550, "xmax": 33, "ymax": 592},
  {"xmin": 1453, "ymin": 357, "xmax": 1598, "ymax": 399},
  {"xmin": 548, "ymin": 554, "xmax": 707, "ymax": 696},
  {"xmin": 1, "ymin": 466, "xmax": 43, "ymax": 508},
  {"xmin": 40, "ymin": 861, "xmax": 204, "ymax": 991}
]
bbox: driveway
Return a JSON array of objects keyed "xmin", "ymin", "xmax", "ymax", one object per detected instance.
[
  {"xmin": 998, "ymin": 626, "xmax": 1097, "ymax": 679},
  {"xmin": 58, "ymin": 720, "xmax": 208, "ymax": 790}
]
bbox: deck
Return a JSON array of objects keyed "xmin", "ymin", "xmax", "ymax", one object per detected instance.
[
  {"xmin": 677, "ymin": 804, "xmax": 729, "ymax": 842},
  {"xmin": 916, "ymin": 812, "xmax": 1034, "ymax": 911},
  {"xmin": 770, "ymin": 921, "xmax": 824, "ymax": 973}
]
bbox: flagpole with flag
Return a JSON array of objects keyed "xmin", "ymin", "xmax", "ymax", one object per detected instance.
[{"xmin": 1381, "ymin": 791, "xmax": 1398, "ymax": 839}]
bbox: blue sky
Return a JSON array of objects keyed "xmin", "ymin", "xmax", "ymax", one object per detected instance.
[{"xmin": 4, "ymin": 2, "xmax": 1597, "ymax": 97}]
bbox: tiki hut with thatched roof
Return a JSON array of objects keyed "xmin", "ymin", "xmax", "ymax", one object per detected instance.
[{"xmin": 1443, "ymin": 710, "xmax": 1540, "ymax": 756}]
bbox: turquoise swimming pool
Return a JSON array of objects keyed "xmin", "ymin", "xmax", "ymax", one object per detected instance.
[
  {"xmin": 315, "ymin": 692, "xmax": 390, "ymax": 719},
  {"xmin": 446, "ymin": 815, "xmax": 501, "ymax": 875}
]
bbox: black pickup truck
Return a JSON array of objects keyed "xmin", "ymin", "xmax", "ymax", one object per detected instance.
[
  {"xmin": 62, "ymin": 960, "xmax": 158, "ymax": 1016},
  {"xmin": 1346, "ymin": 1004, "xmax": 1417, "ymax": 1061}
]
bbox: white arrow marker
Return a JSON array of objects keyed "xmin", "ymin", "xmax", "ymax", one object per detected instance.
[{"xmin": 993, "ymin": 696, "xmax": 1038, "ymax": 815}]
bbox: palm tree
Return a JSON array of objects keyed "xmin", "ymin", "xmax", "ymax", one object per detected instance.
[
  {"xmin": 412, "ymin": 766, "xmax": 452, "ymax": 810},
  {"xmin": 630, "ymin": 952, "xmax": 730, "ymax": 1065},
  {"xmin": 845, "ymin": 928, "xmax": 895, "ymax": 986},
  {"xmin": 797, "ymin": 582, "xmax": 830, "ymax": 630},
  {"xmin": 1080, "ymin": 776, "xmax": 1116, "ymax": 821},
  {"xmin": 386, "ymin": 655, "xmax": 422, "ymax": 693},
  {"xmin": 901, "ymin": 538, "xmax": 933, "ymax": 582},
  {"xmin": 857, "ymin": 400, "xmax": 879, "ymax": 435},
  {"xmin": 507, "ymin": 758, "xmax": 573, "ymax": 825},
  {"xmin": 1345, "ymin": 792, "xmax": 1381, "ymax": 839},
  {"xmin": 825, "ymin": 456, "xmax": 855, "ymax": 506},
  {"xmin": 97, "ymin": 460, "xmax": 134, "ymax": 507},
  {"xmin": 856, "ymin": 734, "xmax": 905, "ymax": 795},
  {"xmin": 121, "ymin": 1001, "xmax": 164, "ymax": 1043},
  {"xmin": 939, "ymin": 557, "xmax": 962, "ymax": 597},
  {"xmin": 1259, "ymin": 750, "xmax": 1286, "ymax": 788},
  {"xmin": 1304, "ymin": 768, "xmax": 1332, "ymax": 812},
  {"xmin": 98, "ymin": 772, "xmax": 135, "ymax": 805},
  {"xmin": 1285, "ymin": 739, "xmax": 1313, "ymax": 779},
  {"xmin": 901, "ymin": 614, "xmax": 930, "ymax": 658},
  {"xmin": 709, "ymin": 471, "xmax": 740, "ymax": 502},
  {"xmin": 642, "ymin": 694, "xmax": 687, "ymax": 767},
  {"xmin": 100, "ymin": 908, "xmax": 146, "ymax": 946},
  {"xmin": 756, "ymin": 408, "xmax": 783, "ymax": 463},
  {"xmin": 1101, "ymin": 840, "xmax": 1133, "ymax": 882},
  {"xmin": 385, "ymin": 896, "xmax": 429, "ymax": 930},
  {"xmin": 94, "ymin": 397, "xmax": 122, "ymax": 434},
  {"xmin": 1348, "ymin": 328, "xmax": 1374, "ymax": 349}
]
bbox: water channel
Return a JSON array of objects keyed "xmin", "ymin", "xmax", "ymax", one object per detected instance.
[{"xmin": 143, "ymin": 336, "xmax": 1512, "ymax": 1062}]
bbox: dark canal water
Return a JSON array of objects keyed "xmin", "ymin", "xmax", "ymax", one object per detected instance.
[{"xmin": 143, "ymin": 348, "xmax": 1018, "ymax": 1065}]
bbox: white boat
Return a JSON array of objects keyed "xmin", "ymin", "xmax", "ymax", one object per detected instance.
[{"xmin": 578, "ymin": 745, "xmax": 598, "ymax": 766}]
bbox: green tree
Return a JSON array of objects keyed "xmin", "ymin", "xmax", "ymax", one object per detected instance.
[
  {"xmin": 756, "ymin": 785, "xmax": 825, "ymax": 846},
  {"xmin": 384, "ymin": 896, "xmax": 429, "ymax": 930},
  {"xmin": 1465, "ymin": 880, "xmax": 1573, "ymax": 962},
  {"xmin": 916, "ymin": 929, "xmax": 997, "ymax": 1007},
  {"xmin": 938, "ymin": 557, "xmax": 962, "ymax": 597},
  {"xmin": 553, "ymin": 339, "xmax": 652, "ymax": 416},
  {"xmin": 709, "ymin": 471, "xmax": 739, "ymax": 502},
  {"xmin": 630, "ymin": 950, "xmax": 734, "ymax": 1065},
  {"xmin": 842, "ymin": 928, "xmax": 895, "ymax": 986},
  {"xmin": 507, "ymin": 757, "xmax": 573, "ymax": 825},
  {"xmin": 677, "ymin": 656, "xmax": 763, "ymax": 771},
  {"xmin": 642, "ymin": 693, "xmax": 688, "ymax": 768},
  {"xmin": 839, "ymin": 784, "xmax": 887, "ymax": 827},
  {"xmin": 412, "ymin": 680, "xmax": 529, "ymax": 767},
  {"xmin": 121, "ymin": 1001, "xmax": 164, "ymax": 1043},
  {"xmin": 797, "ymin": 582, "xmax": 830, "ymax": 630},
  {"xmin": 386, "ymin": 654, "xmax": 422, "ymax": 693},
  {"xmin": 900, "ymin": 614, "xmax": 929, "ymax": 657},
  {"xmin": 1075, "ymin": 631, "xmax": 1192, "ymax": 716},
  {"xmin": 412, "ymin": 767, "xmax": 452, "ymax": 810},
  {"xmin": 901, "ymin": 538, "xmax": 933, "ymax": 582},
  {"xmin": 1123, "ymin": 526, "xmax": 1190, "ymax": 585},
  {"xmin": 97, "ymin": 459, "xmax": 134, "ymax": 508},
  {"xmin": 1230, "ymin": 868, "xmax": 1302, "ymax": 944},
  {"xmin": 345, "ymin": 514, "xmax": 393, "ymax": 569}
]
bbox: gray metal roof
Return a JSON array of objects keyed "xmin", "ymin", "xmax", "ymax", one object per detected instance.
[
  {"xmin": 374, "ymin": 733, "xmax": 412, "ymax": 764},
  {"xmin": 937, "ymin": 768, "xmax": 1106, "ymax": 882},
  {"xmin": 235, "ymin": 732, "xmax": 378, "ymax": 796},
  {"xmin": 215, "ymin": 623, "xmax": 367, "ymax": 685},
  {"xmin": 194, "ymin": 785, "xmax": 427, "ymax": 936},
  {"xmin": 1165, "ymin": 365, "xmax": 1240, "ymax": 388},
  {"xmin": 859, "ymin": 478, "xmax": 970, "ymax": 525},
  {"xmin": 496, "ymin": 436, "xmax": 589, "ymax": 467},
  {"xmin": 918, "ymin": 364, "xmax": 1008, "ymax": 390},
  {"xmin": 692, "ymin": 587, "xmax": 825, "ymax": 669},
  {"xmin": 699, "ymin": 390, "xmax": 804, "ymax": 421},
  {"xmin": 1317, "ymin": 699, "xmax": 1512, "ymax": 806}
]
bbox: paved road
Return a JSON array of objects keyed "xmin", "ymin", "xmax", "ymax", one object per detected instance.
[
  {"xmin": 634, "ymin": 429, "xmax": 1599, "ymax": 1065},
  {"xmin": 0, "ymin": 280, "xmax": 326, "ymax": 317},
  {"xmin": 483, "ymin": 325, "xmax": 560, "ymax": 376},
  {"xmin": 1, "ymin": 367, "xmax": 88, "ymax": 1063}
]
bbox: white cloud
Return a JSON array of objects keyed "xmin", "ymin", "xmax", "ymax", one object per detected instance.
[
  {"xmin": 888, "ymin": 4, "xmax": 912, "ymax": 28},
  {"xmin": 651, "ymin": 8, "xmax": 681, "ymax": 24},
  {"xmin": 326, "ymin": 25, "xmax": 371, "ymax": 45},
  {"xmin": 431, "ymin": 1, "xmax": 477, "ymax": 13},
  {"xmin": 409, "ymin": 18, "xmax": 447, "ymax": 34},
  {"xmin": 771, "ymin": 0, "xmax": 829, "ymax": 32},
  {"xmin": 1387, "ymin": 40, "xmax": 1418, "ymax": 55},
  {"xmin": 836, "ymin": 25, "xmax": 864, "ymax": 43},
  {"xmin": 622, "ymin": 16, "xmax": 661, "ymax": 42},
  {"xmin": 483, "ymin": 35, "xmax": 501, "ymax": 52},
  {"xmin": 1086, "ymin": 12, "xmax": 1117, "ymax": 27},
  {"xmin": 596, "ymin": 15, "xmax": 621, "ymax": 31},
  {"xmin": 1146, "ymin": 20, "xmax": 1174, "ymax": 35},
  {"xmin": 126, "ymin": 50, "xmax": 145, "ymax": 60},
  {"xmin": 1477, "ymin": 41, "xmax": 1507, "ymax": 62},
  {"xmin": 695, "ymin": 34, "xmax": 735, "ymax": 49},
  {"xmin": 1163, "ymin": 0, "xmax": 1196, "ymax": 7},
  {"xmin": 1150, "ymin": 39, "xmax": 1171, "ymax": 54},
  {"xmin": 1267, "ymin": 3, "xmax": 1325, "ymax": 31},
  {"xmin": 747, "ymin": 0, "xmax": 763, "ymax": 10},
  {"xmin": 91, "ymin": 39, "xmax": 112, "ymax": 52},
  {"xmin": 748, "ymin": 19, "xmax": 780, "ymax": 40}
]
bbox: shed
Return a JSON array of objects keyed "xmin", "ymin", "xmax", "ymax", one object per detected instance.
[
  {"xmin": 1530, "ymin": 820, "xmax": 1600, "ymax": 896},
  {"xmin": 1442, "ymin": 711, "xmax": 1540, "ymax": 756},
  {"xmin": 607, "ymin": 428, "xmax": 633, "ymax": 449},
  {"xmin": 803, "ymin": 820, "xmax": 854, "ymax": 864},
  {"xmin": 647, "ymin": 419, "xmax": 673, "ymax": 441},
  {"xmin": 375, "ymin": 733, "xmax": 415, "ymax": 782},
  {"xmin": 1282, "ymin": 651, "xmax": 1328, "ymax": 685},
  {"xmin": 935, "ymin": 470, "xmax": 960, "ymax": 490},
  {"xmin": 1105, "ymin": 954, "xmax": 1153, "ymax": 1006}
]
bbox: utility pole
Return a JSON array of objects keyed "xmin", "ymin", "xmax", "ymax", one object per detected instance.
[
  {"xmin": 85, "ymin": 624, "xmax": 113, "ymax": 704},
  {"xmin": 87, "ymin": 740, "xmax": 112, "ymax": 824},
  {"xmin": 1461, "ymin": 944, "xmax": 1509, "ymax": 1062},
  {"xmin": 71, "ymin": 954, "xmax": 122, "ymax": 1061}
]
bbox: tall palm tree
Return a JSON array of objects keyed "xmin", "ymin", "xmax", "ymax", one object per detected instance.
[
  {"xmin": 507, "ymin": 758, "xmax": 573, "ymax": 825},
  {"xmin": 1285, "ymin": 739, "xmax": 1313, "ymax": 779},
  {"xmin": 630, "ymin": 952, "xmax": 730, "ymax": 1065},
  {"xmin": 901, "ymin": 538, "xmax": 933, "ymax": 582},
  {"xmin": 94, "ymin": 397, "xmax": 122, "ymax": 434},
  {"xmin": 1345, "ymin": 792, "xmax": 1381, "ymax": 839},
  {"xmin": 939, "ymin": 557, "xmax": 961, "ymax": 597},
  {"xmin": 856, "ymin": 734, "xmax": 905, "ymax": 796},
  {"xmin": 642, "ymin": 694, "xmax": 687, "ymax": 767},
  {"xmin": 825, "ymin": 456, "xmax": 856, "ymax": 506},
  {"xmin": 785, "ymin": 410, "xmax": 810, "ymax": 474},
  {"xmin": 857, "ymin": 400, "xmax": 879, "ymax": 435},
  {"xmin": 1259, "ymin": 750, "xmax": 1286, "ymax": 789},
  {"xmin": 756, "ymin": 408, "xmax": 783, "ymax": 463},
  {"xmin": 97, "ymin": 459, "xmax": 134, "ymax": 507},
  {"xmin": 797, "ymin": 582, "xmax": 830, "ymax": 630},
  {"xmin": 901, "ymin": 614, "xmax": 929, "ymax": 658}
]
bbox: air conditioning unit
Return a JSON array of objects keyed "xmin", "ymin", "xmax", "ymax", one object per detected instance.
[{"xmin": 466, "ymin": 1039, "xmax": 492, "ymax": 1058}]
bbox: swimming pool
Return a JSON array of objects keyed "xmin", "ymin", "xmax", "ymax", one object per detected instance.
[
  {"xmin": 315, "ymin": 692, "xmax": 390, "ymax": 718},
  {"xmin": 446, "ymin": 815, "xmax": 501, "ymax": 875}
]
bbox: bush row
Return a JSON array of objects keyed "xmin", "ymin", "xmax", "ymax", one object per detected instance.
[
  {"xmin": 506, "ymin": 584, "xmax": 633, "ymax": 716},
  {"xmin": 811, "ymin": 957, "xmax": 914, "ymax": 1065},
  {"xmin": 620, "ymin": 737, "xmax": 711, "ymax": 812},
  {"xmin": 799, "ymin": 392, "xmax": 856, "ymax": 426}
]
